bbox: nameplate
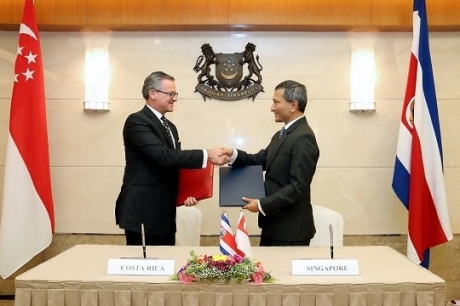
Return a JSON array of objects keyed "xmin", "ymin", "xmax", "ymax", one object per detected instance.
[
  {"xmin": 291, "ymin": 259, "xmax": 359, "ymax": 276},
  {"xmin": 107, "ymin": 258, "xmax": 175, "ymax": 275}
]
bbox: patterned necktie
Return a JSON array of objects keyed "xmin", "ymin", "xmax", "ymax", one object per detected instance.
[
  {"xmin": 278, "ymin": 126, "xmax": 286, "ymax": 138},
  {"xmin": 161, "ymin": 116, "xmax": 174, "ymax": 145}
]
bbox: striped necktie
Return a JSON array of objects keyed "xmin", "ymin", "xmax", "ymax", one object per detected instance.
[
  {"xmin": 278, "ymin": 126, "xmax": 286, "ymax": 138},
  {"xmin": 161, "ymin": 116, "xmax": 174, "ymax": 146}
]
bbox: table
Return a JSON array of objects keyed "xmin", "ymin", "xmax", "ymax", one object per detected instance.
[{"xmin": 14, "ymin": 245, "xmax": 445, "ymax": 306}]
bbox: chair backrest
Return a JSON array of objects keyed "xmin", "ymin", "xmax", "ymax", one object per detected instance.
[
  {"xmin": 310, "ymin": 205, "xmax": 344, "ymax": 247},
  {"xmin": 176, "ymin": 206, "xmax": 202, "ymax": 246}
]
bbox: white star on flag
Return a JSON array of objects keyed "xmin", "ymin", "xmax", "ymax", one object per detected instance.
[
  {"xmin": 22, "ymin": 68, "xmax": 35, "ymax": 80},
  {"xmin": 25, "ymin": 51, "xmax": 37, "ymax": 64}
]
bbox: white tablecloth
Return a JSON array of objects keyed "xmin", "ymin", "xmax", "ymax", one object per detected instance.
[{"xmin": 14, "ymin": 245, "xmax": 445, "ymax": 306}]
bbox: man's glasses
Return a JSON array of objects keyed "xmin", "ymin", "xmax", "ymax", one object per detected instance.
[{"xmin": 153, "ymin": 89, "xmax": 179, "ymax": 99}]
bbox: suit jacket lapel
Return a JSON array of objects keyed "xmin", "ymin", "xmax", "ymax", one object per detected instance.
[
  {"xmin": 266, "ymin": 117, "xmax": 307, "ymax": 169},
  {"xmin": 142, "ymin": 106, "xmax": 175, "ymax": 148},
  {"xmin": 266, "ymin": 134, "xmax": 285, "ymax": 170}
]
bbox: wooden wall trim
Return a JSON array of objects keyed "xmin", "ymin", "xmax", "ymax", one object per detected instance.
[{"xmin": 1, "ymin": 0, "xmax": 459, "ymax": 32}]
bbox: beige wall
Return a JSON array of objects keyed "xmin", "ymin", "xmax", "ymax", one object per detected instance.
[{"xmin": 0, "ymin": 31, "xmax": 460, "ymax": 237}]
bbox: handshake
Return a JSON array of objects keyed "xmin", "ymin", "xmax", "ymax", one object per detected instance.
[{"xmin": 207, "ymin": 147, "xmax": 233, "ymax": 166}]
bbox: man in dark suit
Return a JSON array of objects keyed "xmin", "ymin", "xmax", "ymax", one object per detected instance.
[
  {"xmin": 115, "ymin": 71, "xmax": 227, "ymax": 246},
  {"xmin": 224, "ymin": 80, "xmax": 320, "ymax": 246}
]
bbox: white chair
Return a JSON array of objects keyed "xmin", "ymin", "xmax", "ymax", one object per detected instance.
[
  {"xmin": 310, "ymin": 205, "xmax": 344, "ymax": 247},
  {"xmin": 175, "ymin": 206, "xmax": 202, "ymax": 246}
]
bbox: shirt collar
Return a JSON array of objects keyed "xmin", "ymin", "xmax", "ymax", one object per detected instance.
[
  {"xmin": 284, "ymin": 115, "xmax": 305, "ymax": 130},
  {"xmin": 146, "ymin": 104, "xmax": 163, "ymax": 121}
]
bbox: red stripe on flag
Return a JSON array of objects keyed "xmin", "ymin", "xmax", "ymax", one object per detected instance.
[{"xmin": 409, "ymin": 132, "xmax": 449, "ymax": 261}]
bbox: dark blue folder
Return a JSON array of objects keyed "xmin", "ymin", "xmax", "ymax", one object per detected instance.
[{"xmin": 219, "ymin": 165, "xmax": 266, "ymax": 207}]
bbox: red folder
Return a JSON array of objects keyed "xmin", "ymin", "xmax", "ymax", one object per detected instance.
[{"xmin": 176, "ymin": 161, "xmax": 214, "ymax": 206}]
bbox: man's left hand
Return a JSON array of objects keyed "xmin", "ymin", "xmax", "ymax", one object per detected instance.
[
  {"xmin": 184, "ymin": 196, "xmax": 198, "ymax": 207},
  {"xmin": 242, "ymin": 197, "xmax": 259, "ymax": 213}
]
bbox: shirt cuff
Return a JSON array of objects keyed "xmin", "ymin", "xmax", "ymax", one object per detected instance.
[
  {"xmin": 228, "ymin": 148, "xmax": 238, "ymax": 165},
  {"xmin": 202, "ymin": 150, "xmax": 208, "ymax": 168},
  {"xmin": 258, "ymin": 200, "xmax": 266, "ymax": 216}
]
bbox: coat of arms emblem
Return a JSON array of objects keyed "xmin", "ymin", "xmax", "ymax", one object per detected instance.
[{"xmin": 193, "ymin": 43, "xmax": 264, "ymax": 101}]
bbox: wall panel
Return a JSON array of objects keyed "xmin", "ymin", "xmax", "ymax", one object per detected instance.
[
  {"xmin": 371, "ymin": 0, "xmax": 411, "ymax": 28},
  {"xmin": 0, "ymin": 0, "xmax": 459, "ymax": 31},
  {"xmin": 37, "ymin": 0, "xmax": 88, "ymax": 28}
]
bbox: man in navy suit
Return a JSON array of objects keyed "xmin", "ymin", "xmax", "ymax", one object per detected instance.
[
  {"xmin": 115, "ymin": 71, "xmax": 227, "ymax": 246},
  {"xmin": 224, "ymin": 80, "xmax": 320, "ymax": 246}
]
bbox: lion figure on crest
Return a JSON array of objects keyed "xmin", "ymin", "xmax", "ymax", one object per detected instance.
[
  {"xmin": 193, "ymin": 43, "xmax": 218, "ymax": 83},
  {"xmin": 240, "ymin": 42, "xmax": 263, "ymax": 84}
]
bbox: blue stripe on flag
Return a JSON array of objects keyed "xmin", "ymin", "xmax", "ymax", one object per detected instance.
[
  {"xmin": 417, "ymin": 0, "xmax": 443, "ymax": 161},
  {"xmin": 392, "ymin": 158, "xmax": 410, "ymax": 209}
]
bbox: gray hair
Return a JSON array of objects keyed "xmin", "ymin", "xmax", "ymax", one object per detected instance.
[
  {"xmin": 275, "ymin": 80, "xmax": 307, "ymax": 112},
  {"xmin": 141, "ymin": 71, "xmax": 175, "ymax": 100}
]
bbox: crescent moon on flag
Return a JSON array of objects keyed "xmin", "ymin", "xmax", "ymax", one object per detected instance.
[
  {"xmin": 13, "ymin": 24, "xmax": 57, "ymax": 81},
  {"xmin": 19, "ymin": 24, "xmax": 37, "ymax": 41}
]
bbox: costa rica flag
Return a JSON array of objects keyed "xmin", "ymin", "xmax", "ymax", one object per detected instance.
[
  {"xmin": 392, "ymin": 0, "xmax": 452, "ymax": 268},
  {"xmin": 219, "ymin": 212, "xmax": 238, "ymax": 256}
]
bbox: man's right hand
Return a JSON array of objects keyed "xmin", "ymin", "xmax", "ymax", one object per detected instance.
[
  {"xmin": 221, "ymin": 147, "xmax": 233, "ymax": 157},
  {"xmin": 207, "ymin": 147, "xmax": 229, "ymax": 166}
]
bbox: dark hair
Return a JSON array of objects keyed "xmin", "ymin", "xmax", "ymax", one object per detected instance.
[
  {"xmin": 275, "ymin": 80, "xmax": 307, "ymax": 112},
  {"xmin": 141, "ymin": 71, "xmax": 175, "ymax": 100}
]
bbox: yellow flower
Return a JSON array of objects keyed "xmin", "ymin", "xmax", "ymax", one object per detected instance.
[{"xmin": 212, "ymin": 255, "xmax": 227, "ymax": 261}]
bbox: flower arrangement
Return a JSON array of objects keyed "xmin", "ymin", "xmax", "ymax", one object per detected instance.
[{"xmin": 173, "ymin": 251, "xmax": 274, "ymax": 284}]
